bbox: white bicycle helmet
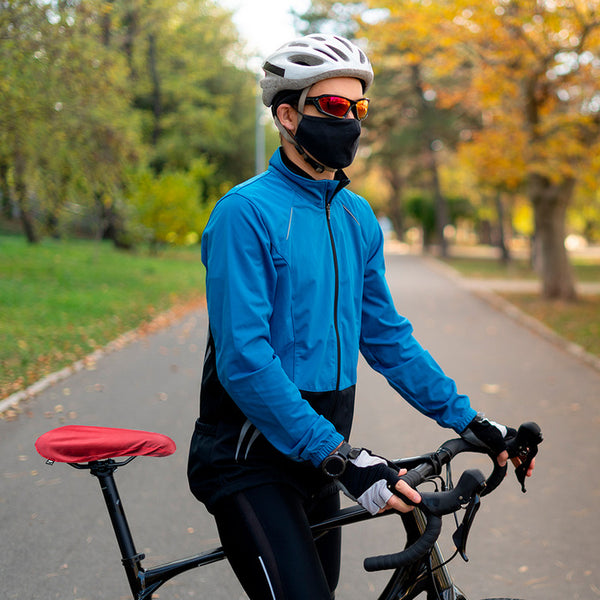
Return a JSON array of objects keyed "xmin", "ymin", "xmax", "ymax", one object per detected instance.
[{"xmin": 261, "ymin": 34, "xmax": 374, "ymax": 107}]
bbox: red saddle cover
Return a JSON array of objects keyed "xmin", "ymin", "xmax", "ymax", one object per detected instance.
[{"xmin": 35, "ymin": 425, "xmax": 176, "ymax": 463}]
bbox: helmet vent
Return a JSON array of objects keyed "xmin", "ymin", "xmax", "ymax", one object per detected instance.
[
  {"xmin": 313, "ymin": 47, "xmax": 340, "ymax": 62},
  {"xmin": 289, "ymin": 53, "xmax": 325, "ymax": 66},
  {"xmin": 335, "ymin": 36, "xmax": 354, "ymax": 51},
  {"xmin": 326, "ymin": 44, "xmax": 350, "ymax": 61}
]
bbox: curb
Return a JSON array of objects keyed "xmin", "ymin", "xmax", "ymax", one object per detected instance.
[
  {"xmin": 426, "ymin": 257, "xmax": 600, "ymax": 375},
  {"xmin": 0, "ymin": 332, "xmax": 135, "ymax": 416},
  {"xmin": 0, "ymin": 299, "xmax": 205, "ymax": 417}
]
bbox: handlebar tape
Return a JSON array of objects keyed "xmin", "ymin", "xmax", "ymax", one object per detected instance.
[
  {"xmin": 366, "ymin": 422, "xmax": 543, "ymax": 573},
  {"xmin": 480, "ymin": 461, "xmax": 507, "ymax": 497},
  {"xmin": 398, "ymin": 468, "xmax": 423, "ymax": 490},
  {"xmin": 365, "ymin": 469, "xmax": 485, "ymax": 572},
  {"xmin": 364, "ymin": 513, "xmax": 442, "ymax": 572}
]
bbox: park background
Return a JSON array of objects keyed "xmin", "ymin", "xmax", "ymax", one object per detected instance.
[
  {"xmin": 1, "ymin": 3, "xmax": 600, "ymax": 600},
  {"xmin": 2, "ymin": 0, "xmax": 599, "ymax": 407}
]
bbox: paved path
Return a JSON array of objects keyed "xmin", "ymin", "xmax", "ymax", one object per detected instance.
[
  {"xmin": 1, "ymin": 254, "xmax": 599, "ymax": 599},
  {"xmin": 460, "ymin": 277, "xmax": 600, "ymax": 295}
]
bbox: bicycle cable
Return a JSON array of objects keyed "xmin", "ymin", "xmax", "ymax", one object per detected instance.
[{"xmin": 427, "ymin": 547, "xmax": 461, "ymax": 580}]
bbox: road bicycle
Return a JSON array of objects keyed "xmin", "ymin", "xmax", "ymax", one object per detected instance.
[{"xmin": 35, "ymin": 421, "xmax": 542, "ymax": 600}]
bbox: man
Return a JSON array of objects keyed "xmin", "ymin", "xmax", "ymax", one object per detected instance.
[{"xmin": 188, "ymin": 34, "xmax": 532, "ymax": 600}]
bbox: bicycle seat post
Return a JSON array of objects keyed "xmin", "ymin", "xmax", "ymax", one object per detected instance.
[{"xmin": 90, "ymin": 461, "xmax": 145, "ymax": 598}]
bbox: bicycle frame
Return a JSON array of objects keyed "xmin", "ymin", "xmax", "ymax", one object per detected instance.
[
  {"xmin": 85, "ymin": 458, "xmax": 467, "ymax": 600},
  {"xmin": 382, "ymin": 510, "xmax": 468, "ymax": 600},
  {"xmin": 37, "ymin": 422, "xmax": 541, "ymax": 599},
  {"xmin": 85, "ymin": 459, "xmax": 223, "ymax": 600}
]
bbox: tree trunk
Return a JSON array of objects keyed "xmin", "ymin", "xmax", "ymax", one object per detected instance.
[
  {"xmin": 430, "ymin": 153, "xmax": 448, "ymax": 257},
  {"xmin": 148, "ymin": 33, "xmax": 162, "ymax": 148},
  {"xmin": 101, "ymin": 2, "xmax": 112, "ymax": 46},
  {"xmin": 529, "ymin": 173, "xmax": 577, "ymax": 300},
  {"xmin": 0, "ymin": 159, "xmax": 13, "ymax": 220},
  {"xmin": 410, "ymin": 63, "xmax": 448, "ymax": 257},
  {"xmin": 97, "ymin": 4, "xmax": 130, "ymax": 250},
  {"xmin": 96, "ymin": 192, "xmax": 132, "ymax": 250},
  {"xmin": 13, "ymin": 148, "xmax": 39, "ymax": 243},
  {"xmin": 386, "ymin": 167, "xmax": 404, "ymax": 237},
  {"xmin": 494, "ymin": 191, "xmax": 511, "ymax": 262},
  {"xmin": 123, "ymin": 5, "xmax": 138, "ymax": 80}
]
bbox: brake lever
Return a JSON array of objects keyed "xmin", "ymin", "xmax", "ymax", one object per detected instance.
[
  {"xmin": 452, "ymin": 492, "xmax": 481, "ymax": 562},
  {"xmin": 507, "ymin": 422, "xmax": 543, "ymax": 493},
  {"xmin": 452, "ymin": 423, "xmax": 542, "ymax": 558}
]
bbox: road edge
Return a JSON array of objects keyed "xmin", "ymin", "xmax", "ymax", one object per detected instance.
[
  {"xmin": 0, "ymin": 299, "xmax": 205, "ymax": 417},
  {"xmin": 426, "ymin": 256, "xmax": 600, "ymax": 375}
]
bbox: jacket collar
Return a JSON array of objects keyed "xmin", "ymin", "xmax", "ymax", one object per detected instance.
[{"xmin": 268, "ymin": 148, "xmax": 350, "ymax": 207}]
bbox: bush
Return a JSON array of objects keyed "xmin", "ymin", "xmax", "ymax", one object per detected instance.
[{"xmin": 127, "ymin": 167, "xmax": 209, "ymax": 249}]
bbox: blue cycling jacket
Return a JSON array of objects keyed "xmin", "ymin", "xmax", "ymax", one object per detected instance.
[{"xmin": 200, "ymin": 149, "xmax": 476, "ymax": 469}]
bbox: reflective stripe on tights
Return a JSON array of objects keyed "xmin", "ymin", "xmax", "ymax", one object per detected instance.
[{"xmin": 213, "ymin": 483, "xmax": 340, "ymax": 600}]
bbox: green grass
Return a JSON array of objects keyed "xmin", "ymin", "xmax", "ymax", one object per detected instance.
[
  {"xmin": 443, "ymin": 255, "xmax": 600, "ymax": 358},
  {"xmin": 497, "ymin": 293, "xmax": 600, "ymax": 358},
  {"xmin": 0, "ymin": 235, "xmax": 205, "ymax": 400}
]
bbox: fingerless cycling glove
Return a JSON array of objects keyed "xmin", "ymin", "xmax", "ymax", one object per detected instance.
[
  {"xmin": 461, "ymin": 413, "xmax": 516, "ymax": 455},
  {"xmin": 335, "ymin": 448, "xmax": 400, "ymax": 515}
]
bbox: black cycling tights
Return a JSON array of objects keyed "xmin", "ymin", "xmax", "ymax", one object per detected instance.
[{"xmin": 213, "ymin": 483, "xmax": 341, "ymax": 600}]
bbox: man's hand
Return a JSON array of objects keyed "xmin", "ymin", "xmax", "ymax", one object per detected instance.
[
  {"xmin": 331, "ymin": 447, "xmax": 420, "ymax": 515},
  {"xmin": 461, "ymin": 413, "xmax": 514, "ymax": 464},
  {"xmin": 384, "ymin": 468, "xmax": 421, "ymax": 513},
  {"xmin": 511, "ymin": 455, "xmax": 536, "ymax": 478},
  {"xmin": 461, "ymin": 414, "xmax": 536, "ymax": 478}
]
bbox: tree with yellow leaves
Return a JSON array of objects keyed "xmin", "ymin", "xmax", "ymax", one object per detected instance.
[{"xmin": 360, "ymin": 0, "xmax": 600, "ymax": 299}]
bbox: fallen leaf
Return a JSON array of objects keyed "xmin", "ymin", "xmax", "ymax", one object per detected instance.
[{"xmin": 482, "ymin": 383, "xmax": 500, "ymax": 394}]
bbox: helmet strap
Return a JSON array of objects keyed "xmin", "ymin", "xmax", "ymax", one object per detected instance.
[
  {"xmin": 274, "ymin": 115, "xmax": 329, "ymax": 174},
  {"xmin": 294, "ymin": 142, "xmax": 329, "ymax": 174},
  {"xmin": 297, "ymin": 87, "xmax": 310, "ymax": 118},
  {"xmin": 274, "ymin": 87, "xmax": 335, "ymax": 174}
]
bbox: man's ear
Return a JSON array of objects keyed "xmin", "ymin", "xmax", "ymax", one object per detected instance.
[{"xmin": 276, "ymin": 104, "xmax": 297, "ymax": 133}]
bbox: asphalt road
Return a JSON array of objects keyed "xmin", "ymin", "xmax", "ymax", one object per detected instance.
[{"xmin": 1, "ymin": 253, "xmax": 599, "ymax": 600}]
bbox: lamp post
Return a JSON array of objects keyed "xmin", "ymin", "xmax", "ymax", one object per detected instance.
[{"xmin": 255, "ymin": 71, "xmax": 266, "ymax": 175}]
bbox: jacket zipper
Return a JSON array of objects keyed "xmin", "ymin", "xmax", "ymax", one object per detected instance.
[{"xmin": 326, "ymin": 199, "xmax": 342, "ymax": 392}]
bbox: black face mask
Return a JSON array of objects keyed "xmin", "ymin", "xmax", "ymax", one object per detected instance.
[{"xmin": 294, "ymin": 114, "xmax": 362, "ymax": 171}]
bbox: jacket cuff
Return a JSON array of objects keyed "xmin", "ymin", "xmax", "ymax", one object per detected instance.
[{"xmin": 312, "ymin": 432, "xmax": 345, "ymax": 468}]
